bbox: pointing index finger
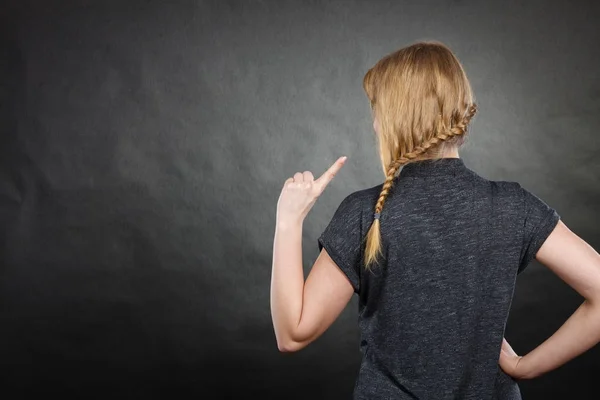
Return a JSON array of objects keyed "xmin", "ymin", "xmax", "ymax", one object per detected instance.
[{"xmin": 316, "ymin": 156, "xmax": 347, "ymax": 191}]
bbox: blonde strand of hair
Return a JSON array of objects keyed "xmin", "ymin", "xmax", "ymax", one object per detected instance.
[{"xmin": 363, "ymin": 103, "xmax": 477, "ymax": 271}]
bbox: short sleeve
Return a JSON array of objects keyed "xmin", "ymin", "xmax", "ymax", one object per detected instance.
[
  {"xmin": 317, "ymin": 192, "xmax": 363, "ymax": 294},
  {"xmin": 517, "ymin": 184, "xmax": 561, "ymax": 274}
]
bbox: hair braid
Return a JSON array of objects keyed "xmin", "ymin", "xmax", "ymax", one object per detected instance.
[{"xmin": 363, "ymin": 104, "xmax": 478, "ymax": 270}]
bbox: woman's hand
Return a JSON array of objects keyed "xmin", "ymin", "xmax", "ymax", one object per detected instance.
[
  {"xmin": 276, "ymin": 156, "xmax": 347, "ymax": 227},
  {"xmin": 499, "ymin": 337, "xmax": 530, "ymax": 380}
]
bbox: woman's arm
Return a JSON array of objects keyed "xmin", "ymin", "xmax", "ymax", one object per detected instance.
[
  {"xmin": 270, "ymin": 156, "xmax": 350, "ymax": 351},
  {"xmin": 270, "ymin": 221, "xmax": 354, "ymax": 352},
  {"xmin": 270, "ymin": 219, "xmax": 306, "ymax": 350},
  {"xmin": 518, "ymin": 220, "xmax": 600, "ymax": 379}
]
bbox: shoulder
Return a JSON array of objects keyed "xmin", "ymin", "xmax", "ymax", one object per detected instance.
[
  {"xmin": 485, "ymin": 180, "xmax": 559, "ymax": 223},
  {"xmin": 477, "ymin": 179, "xmax": 526, "ymax": 214},
  {"xmin": 356, "ymin": 182, "xmax": 388, "ymax": 204},
  {"xmin": 489, "ymin": 179, "xmax": 523, "ymax": 197},
  {"xmin": 325, "ymin": 187, "xmax": 379, "ymax": 225},
  {"xmin": 333, "ymin": 188, "xmax": 370, "ymax": 216},
  {"xmin": 339, "ymin": 185, "xmax": 383, "ymax": 212},
  {"xmin": 488, "ymin": 180, "xmax": 546, "ymax": 205}
]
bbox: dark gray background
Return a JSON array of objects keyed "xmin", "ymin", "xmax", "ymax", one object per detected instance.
[{"xmin": 0, "ymin": 0, "xmax": 598, "ymax": 398}]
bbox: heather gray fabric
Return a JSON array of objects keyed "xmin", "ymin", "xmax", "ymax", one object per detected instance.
[{"xmin": 317, "ymin": 157, "xmax": 560, "ymax": 400}]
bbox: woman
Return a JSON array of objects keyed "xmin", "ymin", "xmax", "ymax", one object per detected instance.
[{"xmin": 270, "ymin": 41, "xmax": 600, "ymax": 399}]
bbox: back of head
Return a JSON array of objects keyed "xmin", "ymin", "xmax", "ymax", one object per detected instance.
[{"xmin": 362, "ymin": 41, "xmax": 477, "ymax": 269}]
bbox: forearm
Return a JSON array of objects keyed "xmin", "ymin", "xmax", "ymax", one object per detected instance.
[
  {"xmin": 521, "ymin": 299, "xmax": 600, "ymax": 379},
  {"xmin": 270, "ymin": 219, "xmax": 305, "ymax": 349}
]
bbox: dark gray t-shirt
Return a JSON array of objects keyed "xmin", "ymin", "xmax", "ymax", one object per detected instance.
[{"xmin": 317, "ymin": 157, "xmax": 560, "ymax": 400}]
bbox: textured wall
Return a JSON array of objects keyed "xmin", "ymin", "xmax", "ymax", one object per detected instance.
[{"xmin": 0, "ymin": 0, "xmax": 598, "ymax": 398}]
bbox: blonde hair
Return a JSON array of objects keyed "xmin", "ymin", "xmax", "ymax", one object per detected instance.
[{"xmin": 362, "ymin": 41, "xmax": 477, "ymax": 270}]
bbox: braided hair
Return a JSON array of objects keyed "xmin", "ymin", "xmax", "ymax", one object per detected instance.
[{"xmin": 362, "ymin": 41, "xmax": 478, "ymax": 270}]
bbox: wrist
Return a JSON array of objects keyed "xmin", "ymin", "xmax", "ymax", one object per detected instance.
[
  {"xmin": 518, "ymin": 354, "xmax": 539, "ymax": 380},
  {"xmin": 276, "ymin": 217, "xmax": 303, "ymax": 232}
]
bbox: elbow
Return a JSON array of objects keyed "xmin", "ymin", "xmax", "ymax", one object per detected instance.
[
  {"xmin": 277, "ymin": 342, "xmax": 296, "ymax": 353},
  {"xmin": 275, "ymin": 324, "xmax": 313, "ymax": 352},
  {"xmin": 277, "ymin": 338, "xmax": 306, "ymax": 353}
]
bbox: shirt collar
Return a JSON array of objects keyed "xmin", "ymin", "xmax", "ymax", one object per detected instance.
[{"xmin": 398, "ymin": 157, "xmax": 467, "ymax": 178}]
